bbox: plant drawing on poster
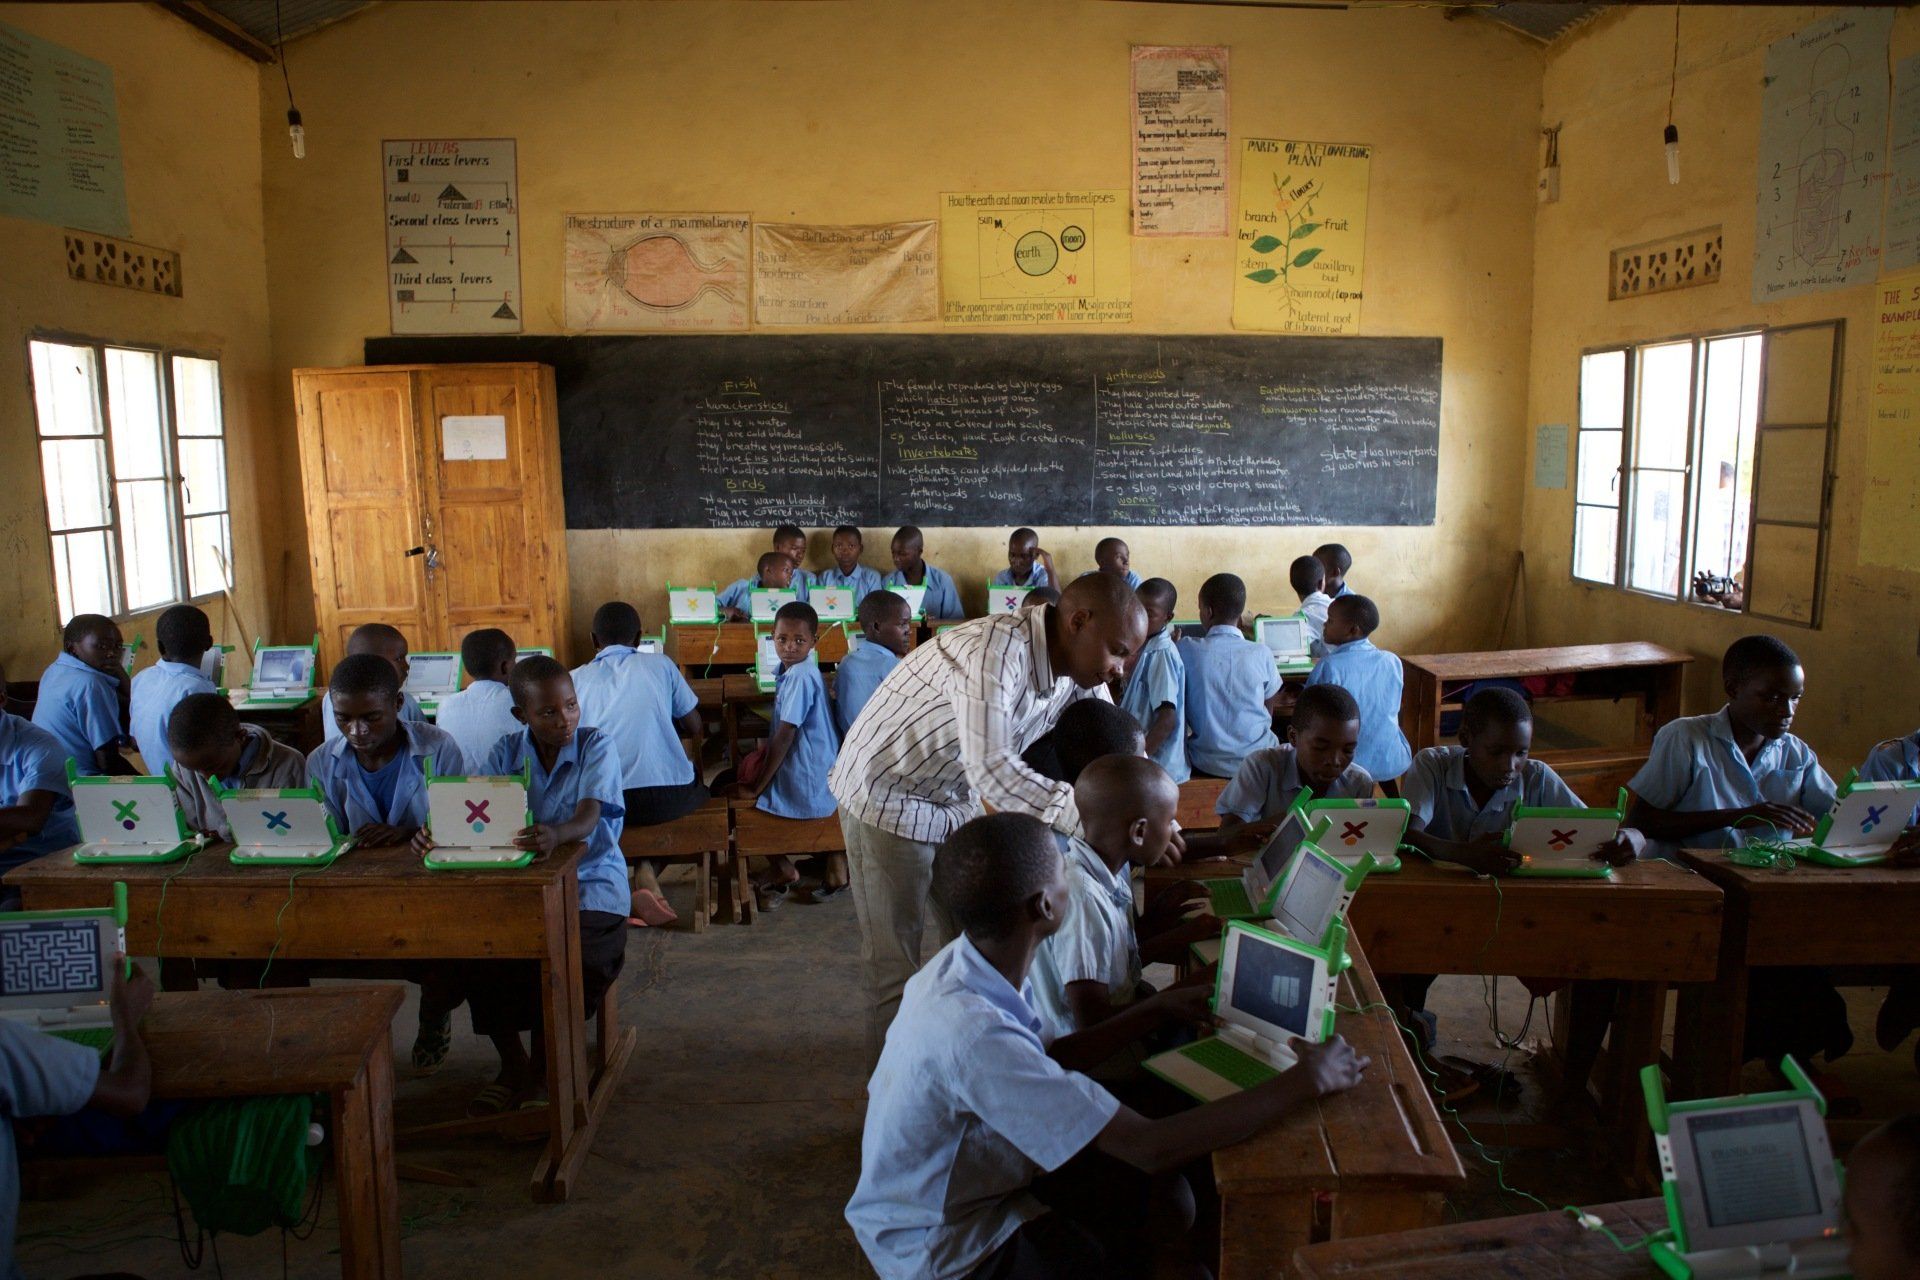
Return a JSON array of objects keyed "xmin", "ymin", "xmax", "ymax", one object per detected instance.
[
  {"xmin": 1752, "ymin": 9, "xmax": 1891, "ymax": 302},
  {"xmin": 1233, "ymin": 139, "xmax": 1370, "ymax": 334}
]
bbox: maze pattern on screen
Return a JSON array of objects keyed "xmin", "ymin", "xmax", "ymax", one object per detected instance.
[{"xmin": 0, "ymin": 921, "xmax": 103, "ymax": 997}]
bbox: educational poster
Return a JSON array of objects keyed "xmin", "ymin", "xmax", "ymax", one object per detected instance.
[
  {"xmin": 1861, "ymin": 270, "xmax": 1920, "ymax": 572},
  {"xmin": 563, "ymin": 212, "xmax": 749, "ymax": 331},
  {"xmin": 1130, "ymin": 45, "xmax": 1229, "ymax": 237},
  {"xmin": 939, "ymin": 190, "xmax": 1131, "ymax": 324},
  {"xmin": 1751, "ymin": 9, "xmax": 1891, "ymax": 303},
  {"xmin": 0, "ymin": 21, "xmax": 129, "ymax": 236},
  {"xmin": 383, "ymin": 138, "xmax": 521, "ymax": 334},
  {"xmin": 1882, "ymin": 54, "xmax": 1920, "ymax": 274},
  {"xmin": 1232, "ymin": 139, "xmax": 1370, "ymax": 334},
  {"xmin": 750, "ymin": 220, "xmax": 938, "ymax": 326}
]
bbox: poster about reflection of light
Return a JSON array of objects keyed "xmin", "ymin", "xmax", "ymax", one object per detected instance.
[
  {"xmin": 1861, "ymin": 269, "xmax": 1920, "ymax": 572},
  {"xmin": 1232, "ymin": 138, "xmax": 1369, "ymax": 334}
]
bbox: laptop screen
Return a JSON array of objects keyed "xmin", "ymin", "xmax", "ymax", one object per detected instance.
[
  {"xmin": 254, "ymin": 647, "xmax": 308, "ymax": 687},
  {"xmin": 405, "ymin": 653, "xmax": 460, "ymax": 693},
  {"xmin": 1250, "ymin": 812, "xmax": 1310, "ymax": 895},
  {"xmin": 1274, "ymin": 850, "xmax": 1344, "ymax": 944},
  {"xmin": 0, "ymin": 917, "xmax": 108, "ymax": 1008},
  {"xmin": 1256, "ymin": 616, "xmax": 1308, "ymax": 655},
  {"xmin": 1228, "ymin": 935, "xmax": 1317, "ymax": 1038},
  {"xmin": 1688, "ymin": 1105, "xmax": 1823, "ymax": 1229}
]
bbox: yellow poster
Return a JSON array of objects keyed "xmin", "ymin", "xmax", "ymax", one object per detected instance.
[
  {"xmin": 1862, "ymin": 270, "xmax": 1920, "ymax": 571},
  {"xmin": 940, "ymin": 190, "xmax": 1131, "ymax": 325},
  {"xmin": 1232, "ymin": 139, "xmax": 1370, "ymax": 334}
]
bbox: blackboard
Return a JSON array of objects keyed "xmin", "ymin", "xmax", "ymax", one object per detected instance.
[{"xmin": 364, "ymin": 334, "xmax": 1442, "ymax": 529}]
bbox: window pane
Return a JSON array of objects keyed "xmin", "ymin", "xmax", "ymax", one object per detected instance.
[
  {"xmin": 104, "ymin": 348, "xmax": 166, "ymax": 479},
  {"xmin": 116, "ymin": 480, "xmax": 175, "ymax": 612},
  {"xmin": 39, "ymin": 439, "xmax": 109, "ymax": 531},
  {"xmin": 1627, "ymin": 469, "xmax": 1687, "ymax": 595},
  {"xmin": 1576, "ymin": 429, "xmax": 1622, "ymax": 507},
  {"xmin": 184, "ymin": 514, "xmax": 232, "ymax": 597},
  {"xmin": 51, "ymin": 530, "xmax": 115, "ymax": 619},
  {"xmin": 1573, "ymin": 506, "xmax": 1618, "ymax": 584},
  {"xmin": 178, "ymin": 438, "xmax": 228, "ymax": 515},
  {"xmin": 171, "ymin": 356, "xmax": 224, "ymax": 437},
  {"xmin": 28, "ymin": 341, "xmax": 102, "ymax": 438},
  {"xmin": 1633, "ymin": 342, "xmax": 1694, "ymax": 468},
  {"xmin": 1580, "ymin": 350, "xmax": 1626, "ymax": 433},
  {"xmin": 1691, "ymin": 334, "xmax": 1761, "ymax": 585}
]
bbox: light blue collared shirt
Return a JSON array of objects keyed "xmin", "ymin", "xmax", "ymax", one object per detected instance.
[
  {"xmin": 0, "ymin": 1021, "xmax": 101, "ymax": 1274},
  {"xmin": 845, "ymin": 934, "xmax": 1121, "ymax": 1280},
  {"xmin": 307, "ymin": 719, "xmax": 467, "ymax": 834},
  {"xmin": 1305, "ymin": 638, "xmax": 1413, "ymax": 782},
  {"xmin": 1178, "ymin": 625, "xmax": 1280, "ymax": 779},
  {"xmin": 718, "ymin": 576, "xmax": 809, "ymax": 614},
  {"xmin": 572, "ymin": 646, "xmax": 699, "ymax": 791},
  {"xmin": 1216, "ymin": 744, "xmax": 1374, "ymax": 824},
  {"xmin": 1331, "ymin": 582, "xmax": 1354, "ymax": 599},
  {"xmin": 817, "ymin": 564, "xmax": 884, "ymax": 608},
  {"xmin": 1122, "ymin": 628, "xmax": 1188, "ymax": 783},
  {"xmin": 1028, "ymin": 836, "xmax": 1141, "ymax": 1041},
  {"xmin": 884, "ymin": 564, "xmax": 963, "ymax": 620},
  {"xmin": 758, "ymin": 661, "xmax": 840, "ymax": 820},
  {"xmin": 129, "ymin": 659, "xmax": 216, "ymax": 779},
  {"xmin": 1627, "ymin": 706, "xmax": 1837, "ymax": 856},
  {"xmin": 30, "ymin": 653, "xmax": 122, "ymax": 776},
  {"xmin": 1403, "ymin": 746, "xmax": 1582, "ymax": 841},
  {"xmin": 0, "ymin": 712, "xmax": 80, "ymax": 868},
  {"xmin": 833, "ymin": 642, "xmax": 899, "ymax": 739},
  {"xmin": 1298, "ymin": 592, "xmax": 1332, "ymax": 660},
  {"xmin": 432, "ymin": 679, "xmax": 521, "ymax": 768},
  {"xmin": 1860, "ymin": 731, "xmax": 1920, "ymax": 827},
  {"xmin": 1076, "ymin": 568, "xmax": 1143, "ymax": 590},
  {"xmin": 991, "ymin": 564, "xmax": 1052, "ymax": 589},
  {"xmin": 484, "ymin": 726, "xmax": 628, "ymax": 918},
  {"xmin": 323, "ymin": 691, "xmax": 425, "ymax": 744}
]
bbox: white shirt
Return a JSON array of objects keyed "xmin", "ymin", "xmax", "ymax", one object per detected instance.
[{"xmin": 432, "ymin": 679, "xmax": 521, "ymax": 767}]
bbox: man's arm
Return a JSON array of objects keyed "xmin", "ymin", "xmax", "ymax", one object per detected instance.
[{"xmin": 952, "ymin": 633, "xmax": 1079, "ymax": 833}]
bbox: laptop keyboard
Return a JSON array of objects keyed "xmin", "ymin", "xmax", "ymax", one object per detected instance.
[
  {"xmin": 1180, "ymin": 1037, "xmax": 1281, "ymax": 1090},
  {"xmin": 1208, "ymin": 880, "xmax": 1253, "ymax": 918}
]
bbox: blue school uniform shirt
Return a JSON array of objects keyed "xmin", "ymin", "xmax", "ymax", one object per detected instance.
[
  {"xmin": 0, "ymin": 1021, "xmax": 101, "ymax": 1276},
  {"xmin": 1860, "ymin": 731, "xmax": 1920, "ymax": 827},
  {"xmin": 1627, "ymin": 707, "xmax": 1837, "ymax": 857},
  {"xmin": 883, "ymin": 564, "xmax": 963, "ymax": 620},
  {"xmin": 1403, "ymin": 746, "xmax": 1582, "ymax": 841},
  {"xmin": 322, "ymin": 691, "xmax": 425, "ymax": 744},
  {"xmin": 990, "ymin": 564, "xmax": 1052, "ymax": 589},
  {"xmin": 128, "ymin": 660, "xmax": 216, "ymax": 779},
  {"xmin": 1305, "ymin": 639, "xmax": 1413, "ymax": 782},
  {"xmin": 0, "ymin": 712, "xmax": 80, "ymax": 868},
  {"xmin": 845, "ymin": 934, "xmax": 1121, "ymax": 1280},
  {"xmin": 1027, "ymin": 836, "xmax": 1142, "ymax": 1042},
  {"xmin": 484, "ymin": 726, "xmax": 628, "ymax": 918},
  {"xmin": 1178, "ymin": 625, "xmax": 1280, "ymax": 779},
  {"xmin": 30, "ymin": 653, "xmax": 122, "ymax": 776},
  {"xmin": 1076, "ymin": 568, "xmax": 1143, "ymax": 590},
  {"xmin": 717, "ymin": 576, "xmax": 809, "ymax": 614},
  {"xmin": 834, "ymin": 641, "xmax": 899, "ymax": 739},
  {"xmin": 1215, "ymin": 744, "xmax": 1374, "ymax": 824},
  {"xmin": 1122, "ymin": 628, "xmax": 1188, "ymax": 783},
  {"xmin": 571, "ymin": 645, "xmax": 699, "ymax": 790},
  {"xmin": 817, "ymin": 564, "xmax": 884, "ymax": 606},
  {"xmin": 431, "ymin": 679, "xmax": 521, "ymax": 767},
  {"xmin": 306, "ymin": 719, "xmax": 467, "ymax": 834},
  {"xmin": 759, "ymin": 660, "xmax": 840, "ymax": 821}
]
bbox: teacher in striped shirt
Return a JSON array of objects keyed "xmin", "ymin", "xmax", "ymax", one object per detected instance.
[{"xmin": 828, "ymin": 572, "xmax": 1147, "ymax": 1059}]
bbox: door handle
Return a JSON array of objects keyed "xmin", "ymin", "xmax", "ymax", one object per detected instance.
[{"xmin": 404, "ymin": 546, "xmax": 425, "ymax": 557}]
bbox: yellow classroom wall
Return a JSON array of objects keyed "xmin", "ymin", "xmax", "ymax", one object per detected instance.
[
  {"xmin": 0, "ymin": 4, "xmax": 280, "ymax": 682},
  {"xmin": 255, "ymin": 0, "xmax": 1547, "ymax": 656},
  {"xmin": 1524, "ymin": 7, "xmax": 1920, "ymax": 765}
]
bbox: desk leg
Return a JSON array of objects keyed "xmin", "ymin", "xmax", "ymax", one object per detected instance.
[
  {"xmin": 1220, "ymin": 1188, "xmax": 1313, "ymax": 1280},
  {"xmin": 530, "ymin": 885, "xmax": 581, "ymax": 1201},
  {"xmin": 1605, "ymin": 981, "xmax": 1666, "ymax": 1189},
  {"xmin": 332, "ymin": 1037, "xmax": 402, "ymax": 1279},
  {"xmin": 1673, "ymin": 906, "xmax": 1748, "ymax": 1101}
]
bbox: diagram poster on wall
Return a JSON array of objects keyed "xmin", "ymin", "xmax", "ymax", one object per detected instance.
[
  {"xmin": 1131, "ymin": 45, "xmax": 1230, "ymax": 237},
  {"xmin": 751, "ymin": 221, "xmax": 938, "ymax": 326},
  {"xmin": 1232, "ymin": 138, "xmax": 1370, "ymax": 334},
  {"xmin": 1861, "ymin": 270, "xmax": 1920, "ymax": 572},
  {"xmin": 940, "ymin": 191, "xmax": 1131, "ymax": 325},
  {"xmin": 1882, "ymin": 54, "xmax": 1920, "ymax": 274},
  {"xmin": 384, "ymin": 138, "xmax": 521, "ymax": 334},
  {"xmin": 564, "ymin": 212, "xmax": 749, "ymax": 331},
  {"xmin": 1752, "ymin": 9, "xmax": 1891, "ymax": 303},
  {"xmin": 0, "ymin": 21, "xmax": 129, "ymax": 236}
]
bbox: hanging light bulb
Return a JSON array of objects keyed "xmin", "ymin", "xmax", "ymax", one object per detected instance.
[
  {"xmin": 1664, "ymin": 123, "xmax": 1679, "ymax": 185},
  {"xmin": 288, "ymin": 106, "xmax": 306, "ymax": 160}
]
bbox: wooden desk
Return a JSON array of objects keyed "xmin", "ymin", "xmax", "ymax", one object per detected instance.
[
  {"xmin": 664, "ymin": 622, "xmax": 866, "ymax": 673},
  {"xmin": 1398, "ymin": 644, "xmax": 1691, "ymax": 806},
  {"xmin": 6, "ymin": 843, "xmax": 629, "ymax": 1204},
  {"xmin": 1291, "ymin": 1197, "xmax": 1666, "ymax": 1278},
  {"xmin": 1176, "ymin": 778, "xmax": 1228, "ymax": 832},
  {"xmin": 145, "ymin": 986, "xmax": 405, "ymax": 1279},
  {"xmin": 1673, "ymin": 851, "xmax": 1920, "ymax": 1102},
  {"xmin": 230, "ymin": 692, "xmax": 325, "ymax": 753},
  {"xmin": 1214, "ymin": 937, "xmax": 1463, "ymax": 1280}
]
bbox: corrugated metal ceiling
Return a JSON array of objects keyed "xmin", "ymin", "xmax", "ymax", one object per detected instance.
[{"xmin": 198, "ymin": 0, "xmax": 375, "ymax": 48}]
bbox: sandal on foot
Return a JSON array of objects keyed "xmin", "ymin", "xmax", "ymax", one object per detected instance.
[
  {"xmin": 627, "ymin": 888, "xmax": 678, "ymax": 928},
  {"xmin": 411, "ymin": 1012, "xmax": 453, "ymax": 1074},
  {"xmin": 805, "ymin": 881, "xmax": 850, "ymax": 903},
  {"xmin": 467, "ymin": 1083, "xmax": 517, "ymax": 1118}
]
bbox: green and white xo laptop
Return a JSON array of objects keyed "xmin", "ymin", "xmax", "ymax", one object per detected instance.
[
  {"xmin": 0, "ymin": 883, "xmax": 130, "ymax": 1054},
  {"xmin": 422, "ymin": 761, "xmax": 534, "ymax": 870},
  {"xmin": 218, "ymin": 779, "xmax": 354, "ymax": 867},
  {"xmin": 987, "ymin": 582, "xmax": 1033, "ymax": 616},
  {"xmin": 232, "ymin": 637, "xmax": 319, "ymax": 709},
  {"xmin": 1776, "ymin": 770, "xmax": 1920, "ymax": 867},
  {"xmin": 1506, "ymin": 787, "xmax": 1625, "ymax": 879},
  {"xmin": 1302, "ymin": 796, "xmax": 1410, "ymax": 873},
  {"xmin": 67, "ymin": 767, "xmax": 196, "ymax": 865},
  {"xmin": 667, "ymin": 585, "xmax": 719, "ymax": 624}
]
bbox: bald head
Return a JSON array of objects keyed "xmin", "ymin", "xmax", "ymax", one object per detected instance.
[
  {"xmin": 1075, "ymin": 753, "xmax": 1180, "ymax": 869},
  {"xmin": 1053, "ymin": 572, "xmax": 1148, "ymax": 689}
]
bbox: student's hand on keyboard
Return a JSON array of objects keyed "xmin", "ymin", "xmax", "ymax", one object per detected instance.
[
  {"xmin": 1152, "ymin": 984, "xmax": 1214, "ymax": 1028},
  {"xmin": 1289, "ymin": 1035, "xmax": 1370, "ymax": 1098},
  {"xmin": 1595, "ymin": 830, "xmax": 1643, "ymax": 866},
  {"xmin": 514, "ymin": 824, "xmax": 562, "ymax": 855},
  {"xmin": 1453, "ymin": 835, "xmax": 1522, "ymax": 877},
  {"xmin": 1218, "ymin": 820, "xmax": 1277, "ymax": 858},
  {"xmin": 1741, "ymin": 801, "xmax": 1817, "ymax": 837},
  {"xmin": 409, "ymin": 829, "xmax": 436, "ymax": 857},
  {"xmin": 355, "ymin": 822, "xmax": 409, "ymax": 849}
]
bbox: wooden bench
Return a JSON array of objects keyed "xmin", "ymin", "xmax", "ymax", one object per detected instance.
[
  {"xmin": 730, "ymin": 806, "xmax": 845, "ymax": 924},
  {"xmin": 1291, "ymin": 1197, "xmax": 1666, "ymax": 1278},
  {"xmin": 618, "ymin": 799, "xmax": 730, "ymax": 930}
]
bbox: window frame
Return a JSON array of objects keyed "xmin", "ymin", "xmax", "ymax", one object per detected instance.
[{"xmin": 26, "ymin": 331, "xmax": 231, "ymax": 622}]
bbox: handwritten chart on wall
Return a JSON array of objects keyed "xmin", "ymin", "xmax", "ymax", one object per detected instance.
[{"xmin": 364, "ymin": 334, "xmax": 1442, "ymax": 530}]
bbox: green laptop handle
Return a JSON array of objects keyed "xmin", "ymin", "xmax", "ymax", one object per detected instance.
[
  {"xmin": 64, "ymin": 758, "xmax": 79, "ymax": 785},
  {"xmin": 113, "ymin": 881, "xmax": 130, "ymax": 979},
  {"xmin": 1641, "ymin": 1053, "xmax": 1826, "ymax": 1138},
  {"xmin": 1835, "ymin": 767, "xmax": 1860, "ymax": 797}
]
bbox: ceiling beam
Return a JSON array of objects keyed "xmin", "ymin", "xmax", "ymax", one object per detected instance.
[{"xmin": 154, "ymin": 1, "xmax": 278, "ymax": 62}]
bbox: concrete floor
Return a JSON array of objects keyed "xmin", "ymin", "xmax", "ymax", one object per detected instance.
[{"xmin": 19, "ymin": 872, "xmax": 1920, "ymax": 1279}]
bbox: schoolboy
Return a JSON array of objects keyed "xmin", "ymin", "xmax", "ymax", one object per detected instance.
[
  {"xmin": 1020, "ymin": 699, "xmax": 1146, "ymax": 788},
  {"xmin": 322, "ymin": 623, "xmax": 427, "ymax": 744},
  {"xmin": 416, "ymin": 656, "xmax": 628, "ymax": 1115},
  {"xmin": 1844, "ymin": 1113, "xmax": 1920, "ymax": 1280},
  {"xmin": 773, "ymin": 523, "xmax": 816, "ymax": 592},
  {"xmin": 32, "ymin": 614, "xmax": 131, "ymax": 776},
  {"xmin": 845, "ymin": 811, "xmax": 1369, "ymax": 1280},
  {"xmin": 718, "ymin": 550, "xmax": 804, "ymax": 622},
  {"xmin": 128, "ymin": 605, "xmax": 217, "ymax": 778},
  {"xmin": 0, "ymin": 661, "xmax": 82, "ymax": 881},
  {"xmin": 433, "ymin": 628, "xmax": 521, "ymax": 765},
  {"xmin": 166, "ymin": 692, "xmax": 307, "ymax": 841},
  {"xmin": 817, "ymin": 525, "xmax": 884, "ymax": 605},
  {"xmin": 1312, "ymin": 543, "xmax": 1353, "ymax": 598},
  {"xmin": 884, "ymin": 525, "xmax": 963, "ymax": 620},
  {"xmin": 1289, "ymin": 555, "xmax": 1333, "ymax": 658},
  {"xmin": 1120, "ymin": 578, "xmax": 1187, "ymax": 784},
  {"xmin": 1091, "ymin": 537, "xmax": 1142, "ymax": 590},
  {"xmin": 992, "ymin": 528, "xmax": 1056, "ymax": 590},
  {"xmin": 1216, "ymin": 684, "xmax": 1374, "ymax": 828},
  {"xmin": 835, "ymin": 590, "xmax": 913, "ymax": 738},
  {"xmin": 723, "ymin": 602, "xmax": 844, "ymax": 904},
  {"xmin": 1304, "ymin": 594, "xmax": 1412, "ymax": 785},
  {"xmin": 571, "ymin": 601, "xmax": 705, "ymax": 926},
  {"xmin": 1178, "ymin": 573, "xmax": 1283, "ymax": 779}
]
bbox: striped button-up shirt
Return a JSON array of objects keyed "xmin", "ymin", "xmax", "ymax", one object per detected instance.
[{"xmin": 828, "ymin": 607, "xmax": 1106, "ymax": 844}]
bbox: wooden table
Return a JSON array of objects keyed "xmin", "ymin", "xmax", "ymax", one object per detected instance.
[
  {"xmin": 1291, "ymin": 1197, "xmax": 1666, "ymax": 1278},
  {"xmin": 1214, "ymin": 936, "xmax": 1463, "ymax": 1280},
  {"xmin": 1398, "ymin": 644, "xmax": 1691, "ymax": 806},
  {"xmin": 231, "ymin": 691, "xmax": 325, "ymax": 753},
  {"xmin": 145, "ymin": 986, "xmax": 405, "ymax": 1278},
  {"xmin": 6, "ymin": 842, "xmax": 630, "ymax": 1203},
  {"xmin": 665, "ymin": 622, "xmax": 869, "ymax": 673},
  {"xmin": 1673, "ymin": 851, "xmax": 1920, "ymax": 1104}
]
